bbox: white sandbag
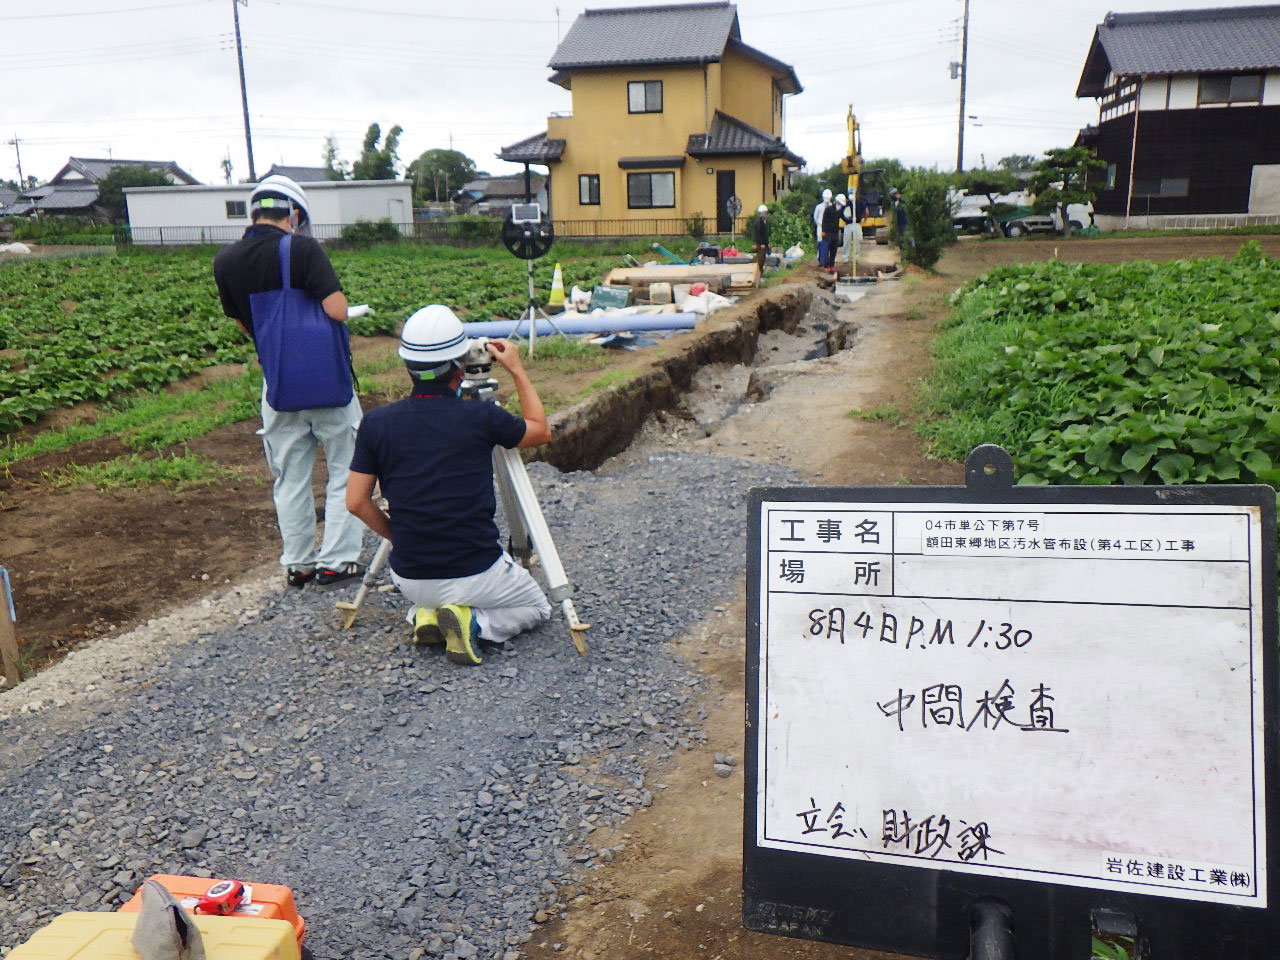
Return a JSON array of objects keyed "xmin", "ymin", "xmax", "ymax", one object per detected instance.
[
  {"xmin": 784, "ymin": 244, "xmax": 804, "ymax": 260},
  {"xmin": 0, "ymin": 242, "xmax": 32, "ymax": 255}
]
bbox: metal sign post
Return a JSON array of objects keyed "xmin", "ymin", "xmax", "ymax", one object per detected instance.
[{"xmin": 744, "ymin": 446, "xmax": 1279, "ymax": 959}]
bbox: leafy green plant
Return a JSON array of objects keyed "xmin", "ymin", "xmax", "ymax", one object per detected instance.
[
  {"xmin": 899, "ymin": 171, "xmax": 956, "ymax": 269},
  {"xmin": 339, "ymin": 218, "xmax": 402, "ymax": 245},
  {"xmin": 685, "ymin": 212, "xmax": 707, "ymax": 240},
  {"xmin": 921, "ymin": 242, "xmax": 1280, "ymax": 488}
]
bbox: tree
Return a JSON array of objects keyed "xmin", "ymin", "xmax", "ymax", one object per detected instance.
[
  {"xmin": 1028, "ymin": 146, "xmax": 1105, "ymax": 231},
  {"xmin": 351, "ymin": 123, "xmax": 402, "ymax": 180},
  {"xmin": 957, "ymin": 167, "xmax": 1019, "ymax": 236},
  {"xmin": 95, "ymin": 165, "xmax": 172, "ymax": 222},
  {"xmin": 407, "ymin": 148, "xmax": 477, "ymax": 204},
  {"xmin": 321, "ymin": 134, "xmax": 348, "ymax": 180},
  {"xmin": 898, "ymin": 169, "xmax": 956, "ymax": 269},
  {"xmin": 997, "ymin": 153, "xmax": 1038, "ymax": 172}
]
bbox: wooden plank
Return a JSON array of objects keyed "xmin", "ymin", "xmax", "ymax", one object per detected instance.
[
  {"xmin": 603, "ymin": 264, "xmax": 750, "ymax": 284},
  {"xmin": 0, "ymin": 568, "xmax": 20, "ymax": 687}
]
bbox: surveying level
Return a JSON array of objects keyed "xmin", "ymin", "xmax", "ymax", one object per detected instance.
[{"xmin": 461, "ymin": 337, "xmax": 590, "ymax": 656}]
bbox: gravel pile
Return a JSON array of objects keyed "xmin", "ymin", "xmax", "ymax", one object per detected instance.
[{"xmin": 0, "ymin": 451, "xmax": 796, "ymax": 959}]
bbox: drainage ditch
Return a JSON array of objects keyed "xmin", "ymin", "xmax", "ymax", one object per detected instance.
[{"xmin": 538, "ymin": 280, "xmax": 867, "ymax": 472}]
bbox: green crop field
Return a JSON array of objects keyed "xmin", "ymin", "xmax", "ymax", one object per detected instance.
[
  {"xmin": 922, "ymin": 241, "xmax": 1280, "ymax": 487},
  {"xmin": 0, "ymin": 242, "xmax": 651, "ymax": 435}
]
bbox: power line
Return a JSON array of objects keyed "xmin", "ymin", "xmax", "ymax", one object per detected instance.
[{"xmin": 0, "ymin": 1, "xmax": 206, "ymax": 21}]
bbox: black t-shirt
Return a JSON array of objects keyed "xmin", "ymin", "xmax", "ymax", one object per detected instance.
[
  {"xmin": 349, "ymin": 395, "xmax": 527, "ymax": 579},
  {"xmin": 212, "ymin": 224, "xmax": 342, "ymax": 338},
  {"xmin": 821, "ymin": 203, "xmax": 841, "ymax": 234}
]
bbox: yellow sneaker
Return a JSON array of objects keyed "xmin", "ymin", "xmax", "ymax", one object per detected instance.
[
  {"xmin": 412, "ymin": 607, "xmax": 444, "ymax": 645},
  {"xmin": 439, "ymin": 604, "xmax": 481, "ymax": 665}
]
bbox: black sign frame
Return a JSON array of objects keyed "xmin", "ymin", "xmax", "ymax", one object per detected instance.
[{"xmin": 743, "ymin": 448, "xmax": 1279, "ymax": 959}]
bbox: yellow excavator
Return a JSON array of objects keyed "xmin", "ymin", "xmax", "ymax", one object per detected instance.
[{"xmin": 841, "ymin": 104, "xmax": 889, "ymax": 243}]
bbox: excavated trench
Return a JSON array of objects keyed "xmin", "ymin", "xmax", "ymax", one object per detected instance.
[{"xmin": 536, "ymin": 280, "xmax": 863, "ymax": 473}]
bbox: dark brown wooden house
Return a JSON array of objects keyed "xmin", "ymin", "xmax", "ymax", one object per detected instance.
[{"xmin": 1076, "ymin": 4, "xmax": 1280, "ymax": 229}]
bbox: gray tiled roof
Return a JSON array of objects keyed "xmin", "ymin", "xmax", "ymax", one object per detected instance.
[
  {"xmin": 686, "ymin": 111, "xmax": 804, "ymax": 165},
  {"xmin": 264, "ymin": 164, "xmax": 331, "ymax": 182},
  {"xmin": 550, "ymin": 2, "xmax": 739, "ymax": 68},
  {"xmin": 1078, "ymin": 4, "xmax": 1280, "ymax": 95},
  {"xmin": 53, "ymin": 157, "xmax": 199, "ymax": 185},
  {"xmin": 497, "ymin": 132, "xmax": 566, "ymax": 164},
  {"xmin": 33, "ymin": 188, "xmax": 101, "ymax": 211},
  {"xmin": 460, "ymin": 175, "xmax": 546, "ymax": 197}
]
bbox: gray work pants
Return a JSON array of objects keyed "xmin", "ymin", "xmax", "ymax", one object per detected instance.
[{"xmin": 259, "ymin": 389, "xmax": 364, "ymax": 570}]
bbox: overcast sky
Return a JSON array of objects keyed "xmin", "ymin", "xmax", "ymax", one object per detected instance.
[{"xmin": 2, "ymin": 0, "xmax": 1267, "ymax": 187}]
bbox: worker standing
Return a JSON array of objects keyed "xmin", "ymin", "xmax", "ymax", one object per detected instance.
[
  {"xmin": 812, "ymin": 188, "xmax": 832, "ymax": 265},
  {"xmin": 821, "ymin": 194, "xmax": 842, "ymax": 273},
  {"xmin": 853, "ymin": 191, "xmax": 869, "ymax": 265},
  {"xmin": 839, "ymin": 192, "xmax": 860, "ymax": 266},
  {"xmin": 213, "ymin": 175, "xmax": 366, "ymax": 589},
  {"xmin": 346, "ymin": 307, "xmax": 552, "ymax": 666},
  {"xmin": 889, "ymin": 187, "xmax": 910, "ymax": 252},
  {"xmin": 752, "ymin": 204, "xmax": 770, "ymax": 273}
]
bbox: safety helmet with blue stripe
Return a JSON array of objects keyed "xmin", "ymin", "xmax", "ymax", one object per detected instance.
[{"xmin": 399, "ymin": 304, "xmax": 469, "ymax": 368}]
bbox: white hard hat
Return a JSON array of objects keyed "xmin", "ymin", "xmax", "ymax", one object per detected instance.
[
  {"xmin": 835, "ymin": 194, "xmax": 846, "ymax": 204},
  {"xmin": 757, "ymin": 204, "xmax": 768, "ymax": 214},
  {"xmin": 399, "ymin": 305, "xmax": 468, "ymax": 364},
  {"xmin": 250, "ymin": 174, "xmax": 311, "ymax": 223},
  {"xmin": 821, "ymin": 188, "xmax": 833, "ymax": 200}
]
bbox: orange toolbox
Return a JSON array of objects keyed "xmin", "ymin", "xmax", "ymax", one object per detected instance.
[{"xmin": 118, "ymin": 874, "xmax": 307, "ymax": 946}]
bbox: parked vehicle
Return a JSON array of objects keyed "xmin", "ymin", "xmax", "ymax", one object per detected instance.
[{"xmin": 950, "ymin": 188, "xmax": 1092, "ymax": 237}]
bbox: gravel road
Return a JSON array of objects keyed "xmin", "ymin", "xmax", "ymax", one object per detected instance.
[{"xmin": 0, "ymin": 452, "xmax": 796, "ymax": 959}]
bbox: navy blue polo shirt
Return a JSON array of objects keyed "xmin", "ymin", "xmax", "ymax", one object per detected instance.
[{"xmin": 349, "ymin": 395, "xmax": 526, "ymax": 579}]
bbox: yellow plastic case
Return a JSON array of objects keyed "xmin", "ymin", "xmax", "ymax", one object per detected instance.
[{"xmin": 7, "ymin": 911, "xmax": 301, "ymax": 960}]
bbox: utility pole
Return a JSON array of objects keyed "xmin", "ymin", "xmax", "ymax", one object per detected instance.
[
  {"xmin": 232, "ymin": 0, "xmax": 256, "ymax": 181},
  {"xmin": 6, "ymin": 135, "xmax": 24, "ymax": 188},
  {"xmin": 955, "ymin": 0, "xmax": 971, "ymax": 172}
]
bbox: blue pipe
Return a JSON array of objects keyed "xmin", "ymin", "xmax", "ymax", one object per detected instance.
[{"xmin": 463, "ymin": 314, "xmax": 697, "ymax": 338}]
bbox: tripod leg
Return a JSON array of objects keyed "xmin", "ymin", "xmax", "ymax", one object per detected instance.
[
  {"xmin": 493, "ymin": 447, "xmax": 590, "ymax": 656},
  {"xmin": 493, "ymin": 448, "xmax": 531, "ymax": 564},
  {"xmin": 336, "ymin": 535, "xmax": 392, "ymax": 629}
]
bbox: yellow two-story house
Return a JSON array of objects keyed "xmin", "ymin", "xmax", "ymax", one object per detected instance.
[{"xmin": 499, "ymin": 1, "xmax": 803, "ymax": 234}]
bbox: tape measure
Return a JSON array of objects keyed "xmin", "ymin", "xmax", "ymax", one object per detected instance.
[{"xmin": 195, "ymin": 879, "xmax": 245, "ymax": 916}]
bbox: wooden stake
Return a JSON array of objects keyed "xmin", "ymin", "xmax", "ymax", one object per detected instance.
[{"xmin": 0, "ymin": 568, "xmax": 21, "ymax": 687}]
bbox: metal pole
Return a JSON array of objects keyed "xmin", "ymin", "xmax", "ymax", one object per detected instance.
[
  {"xmin": 232, "ymin": 0, "xmax": 256, "ymax": 181},
  {"xmin": 956, "ymin": 0, "xmax": 970, "ymax": 172}
]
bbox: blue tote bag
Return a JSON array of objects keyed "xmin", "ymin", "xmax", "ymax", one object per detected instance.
[{"xmin": 250, "ymin": 234, "xmax": 354, "ymax": 412}]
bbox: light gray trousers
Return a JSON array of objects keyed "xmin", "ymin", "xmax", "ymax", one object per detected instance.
[
  {"xmin": 259, "ymin": 390, "xmax": 364, "ymax": 570},
  {"xmin": 392, "ymin": 552, "xmax": 551, "ymax": 644}
]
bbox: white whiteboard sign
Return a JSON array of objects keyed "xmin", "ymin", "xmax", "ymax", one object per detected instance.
[{"xmin": 755, "ymin": 500, "xmax": 1267, "ymax": 907}]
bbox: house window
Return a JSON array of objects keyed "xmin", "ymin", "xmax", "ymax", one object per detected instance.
[
  {"xmin": 1106, "ymin": 164, "xmax": 1117, "ymax": 190},
  {"xmin": 578, "ymin": 174, "xmax": 600, "ymax": 205},
  {"xmin": 1133, "ymin": 177, "xmax": 1190, "ymax": 197},
  {"xmin": 225, "ymin": 200, "xmax": 247, "ymax": 219},
  {"xmin": 1199, "ymin": 73, "xmax": 1263, "ymax": 104},
  {"xmin": 627, "ymin": 172, "xmax": 675, "ymax": 208},
  {"xmin": 627, "ymin": 80, "xmax": 663, "ymax": 114}
]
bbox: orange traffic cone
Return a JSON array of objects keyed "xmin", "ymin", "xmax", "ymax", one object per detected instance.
[{"xmin": 548, "ymin": 262, "xmax": 565, "ymax": 308}]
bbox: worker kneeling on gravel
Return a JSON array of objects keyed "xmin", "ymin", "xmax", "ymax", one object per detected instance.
[{"xmin": 346, "ymin": 305, "xmax": 552, "ymax": 665}]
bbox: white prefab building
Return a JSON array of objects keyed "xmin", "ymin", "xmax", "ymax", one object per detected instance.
[{"xmin": 124, "ymin": 179, "xmax": 413, "ymax": 244}]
